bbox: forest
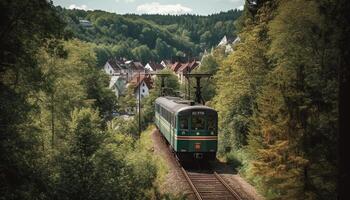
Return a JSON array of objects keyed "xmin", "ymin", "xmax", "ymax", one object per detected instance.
[
  {"xmin": 196, "ymin": 0, "xmax": 349, "ymax": 199},
  {"xmin": 1, "ymin": 0, "xmax": 349, "ymax": 200},
  {"xmin": 56, "ymin": 6, "xmax": 242, "ymax": 65}
]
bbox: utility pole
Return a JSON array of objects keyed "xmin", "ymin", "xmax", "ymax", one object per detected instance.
[
  {"xmin": 184, "ymin": 73, "xmax": 212, "ymax": 105},
  {"xmin": 186, "ymin": 67, "xmax": 191, "ymax": 100},
  {"xmin": 133, "ymin": 72, "xmax": 172, "ymax": 138},
  {"xmin": 138, "ymin": 71, "xmax": 141, "ymax": 138},
  {"xmin": 155, "ymin": 73, "xmax": 171, "ymax": 96}
]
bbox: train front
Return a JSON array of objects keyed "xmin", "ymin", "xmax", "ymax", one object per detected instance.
[{"xmin": 174, "ymin": 107, "xmax": 218, "ymax": 161}]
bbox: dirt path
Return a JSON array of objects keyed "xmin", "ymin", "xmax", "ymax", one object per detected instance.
[{"xmin": 150, "ymin": 129, "xmax": 264, "ymax": 200}]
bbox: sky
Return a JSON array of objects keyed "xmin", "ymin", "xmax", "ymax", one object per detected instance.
[{"xmin": 52, "ymin": 0, "xmax": 245, "ymax": 15}]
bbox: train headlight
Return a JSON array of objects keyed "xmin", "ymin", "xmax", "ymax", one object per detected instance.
[
  {"xmin": 182, "ymin": 131, "xmax": 185, "ymax": 135},
  {"xmin": 211, "ymin": 131, "xmax": 214, "ymax": 135},
  {"xmin": 196, "ymin": 132, "xmax": 200, "ymax": 135}
]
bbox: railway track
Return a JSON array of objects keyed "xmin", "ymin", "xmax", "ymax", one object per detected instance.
[
  {"xmin": 178, "ymin": 160, "xmax": 243, "ymax": 200},
  {"xmin": 159, "ymin": 129, "xmax": 242, "ymax": 200}
]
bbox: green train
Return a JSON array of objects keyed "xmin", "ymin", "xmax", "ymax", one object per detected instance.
[{"xmin": 154, "ymin": 96, "xmax": 218, "ymax": 160}]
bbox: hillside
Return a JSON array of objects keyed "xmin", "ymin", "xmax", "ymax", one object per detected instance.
[{"xmin": 55, "ymin": 7, "xmax": 242, "ymax": 65}]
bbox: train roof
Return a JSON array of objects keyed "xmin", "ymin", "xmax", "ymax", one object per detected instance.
[{"xmin": 155, "ymin": 96, "xmax": 217, "ymax": 114}]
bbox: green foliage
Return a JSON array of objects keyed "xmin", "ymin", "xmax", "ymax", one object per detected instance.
[
  {"xmin": 56, "ymin": 110, "xmax": 163, "ymax": 200},
  {"xmin": 57, "ymin": 108, "xmax": 104, "ymax": 199},
  {"xmin": 55, "ymin": 7, "xmax": 242, "ymax": 63},
  {"xmin": 154, "ymin": 69, "xmax": 180, "ymax": 96},
  {"xmin": 213, "ymin": 0, "xmax": 340, "ymax": 199},
  {"xmin": 118, "ymin": 84, "xmax": 137, "ymax": 114},
  {"xmin": 0, "ymin": 0, "xmax": 345, "ymax": 199},
  {"xmin": 194, "ymin": 53, "xmax": 222, "ymax": 103},
  {"xmin": 132, "ymin": 45, "xmax": 157, "ymax": 62},
  {"xmin": 213, "ymin": 18, "xmax": 270, "ymax": 153},
  {"xmin": 33, "ymin": 39, "xmax": 117, "ymax": 148},
  {"xmin": 0, "ymin": 0, "xmax": 64, "ymax": 198}
]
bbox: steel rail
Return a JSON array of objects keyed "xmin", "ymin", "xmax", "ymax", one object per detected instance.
[{"xmin": 214, "ymin": 171, "xmax": 243, "ymax": 200}]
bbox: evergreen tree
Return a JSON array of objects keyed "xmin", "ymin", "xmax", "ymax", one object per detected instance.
[
  {"xmin": 0, "ymin": 1, "xmax": 64, "ymax": 198},
  {"xmin": 246, "ymin": 0, "xmax": 338, "ymax": 199},
  {"xmin": 57, "ymin": 108, "xmax": 104, "ymax": 200}
]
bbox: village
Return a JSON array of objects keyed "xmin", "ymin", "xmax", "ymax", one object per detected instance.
[{"xmin": 103, "ymin": 35, "xmax": 240, "ymax": 115}]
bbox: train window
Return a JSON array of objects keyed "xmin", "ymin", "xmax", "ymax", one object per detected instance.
[
  {"xmin": 179, "ymin": 116, "xmax": 188, "ymax": 130},
  {"xmin": 192, "ymin": 115, "xmax": 205, "ymax": 130},
  {"xmin": 207, "ymin": 116, "xmax": 216, "ymax": 131}
]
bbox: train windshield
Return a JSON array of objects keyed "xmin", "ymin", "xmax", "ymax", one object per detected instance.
[
  {"xmin": 192, "ymin": 115, "xmax": 206, "ymax": 130},
  {"xmin": 179, "ymin": 116, "xmax": 188, "ymax": 130},
  {"xmin": 207, "ymin": 116, "xmax": 216, "ymax": 131}
]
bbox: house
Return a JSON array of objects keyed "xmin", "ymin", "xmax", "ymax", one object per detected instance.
[
  {"xmin": 104, "ymin": 58, "xmax": 125, "ymax": 75},
  {"xmin": 232, "ymin": 36, "xmax": 241, "ymax": 47},
  {"xmin": 217, "ymin": 35, "xmax": 235, "ymax": 47},
  {"xmin": 104, "ymin": 58, "xmax": 145, "ymax": 82},
  {"xmin": 109, "ymin": 76, "xmax": 126, "ymax": 99},
  {"xmin": 218, "ymin": 35, "xmax": 229, "ymax": 46},
  {"xmin": 160, "ymin": 60, "xmax": 173, "ymax": 68},
  {"xmin": 79, "ymin": 19, "xmax": 92, "ymax": 27},
  {"xmin": 128, "ymin": 74, "xmax": 153, "ymax": 100},
  {"xmin": 144, "ymin": 62, "xmax": 164, "ymax": 72},
  {"xmin": 177, "ymin": 60, "xmax": 200, "ymax": 83},
  {"xmin": 217, "ymin": 35, "xmax": 241, "ymax": 54},
  {"xmin": 170, "ymin": 62, "xmax": 182, "ymax": 73}
]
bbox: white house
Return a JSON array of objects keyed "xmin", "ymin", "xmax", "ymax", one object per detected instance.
[
  {"xmin": 217, "ymin": 35, "xmax": 241, "ymax": 54},
  {"xmin": 144, "ymin": 62, "xmax": 164, "ymax": 72},
  {"xmin": 217, "ymin": 35, "xmax": 228, "ymax": 47},
  {"xmin": 128, "ymin": 74, "xmax": 153, "ymax": 100},
  {"xmin": 104, "ymin": 59, "xmax": 124, "ymax": 75},
  {"xmin": 135, "ymin": 80, "xmax": 150, "ymax": 100},
  {"xmin": 104, "ymin": 58, "xmax": 145, "ymax": 81},
  {"xmin": 160, "ymin": 60, "xmax": 173, "ymax": 68}
]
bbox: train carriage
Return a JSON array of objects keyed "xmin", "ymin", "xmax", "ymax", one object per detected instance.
[{"xmin": 155, "ymin": 96, "xmax": 218, "ymax": 160}]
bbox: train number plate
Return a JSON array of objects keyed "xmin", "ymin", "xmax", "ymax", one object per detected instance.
[
  {"xmin": 195, "ymin": 143, "xmax": 201, "ymax": 151},
  {"xmin": 192, "ymin": 111, "xmax": 205, "ymax": 115}
]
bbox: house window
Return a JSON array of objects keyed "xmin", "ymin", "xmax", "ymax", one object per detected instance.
[
  {"xmin": 142, "ymin": 89, "xmax": 145, "ymax": 93},
  {"xmin": 143, "ymin": 83, "xmax": 145, "ymax": 86},
  {"xmin": 110, "ymin": 70, "xmax": 112, "ymax": 74}
]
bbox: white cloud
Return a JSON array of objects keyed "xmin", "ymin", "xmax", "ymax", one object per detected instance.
[
  {"xmin": 68, "ymin": 4, "xmax": 90, "ymax": 10},
  {"xmin": 136, "ymin": 2, "xmax": 192, "ymax": 15},
  {"xmin": 237, "ymin": 5, "xmax": 244, "ymax": 10},
  {"xmin": 115, "ymin": 0, "xmax": 135, "ymax": 3}
]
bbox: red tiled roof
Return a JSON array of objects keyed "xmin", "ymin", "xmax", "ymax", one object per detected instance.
[
  {"xmin": 189, "ymin": 60, "xmax": 199, "ymax": 71},
  {"xmin": 171, "ymin": 62, "xmax": 182, "ymax": 72},
  {"xmin": 130, "ymin": 74, "xmax": 153, "ymax": 89},
  {"xmin": 177, "ymin": 63, "xmax": 190, "ymax": 73},
  {"xmin": 177, "ymin": 60, "xmax": 199, "ymax": 73}
]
